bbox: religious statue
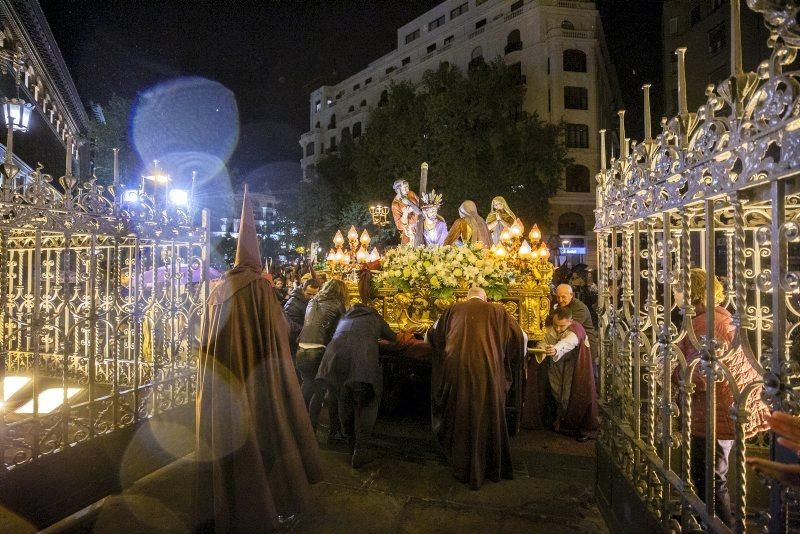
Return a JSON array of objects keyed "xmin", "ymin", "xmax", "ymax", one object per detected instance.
[
  {"xmin": 485, "ymin": 196, "xmax": 517, "ymax": 245},
  {"xmin": 443, "ymin": 200, "xmax": 492, "ymax": 246},
  {"xmin": 420, "ymin": 189, "xmax": 448, "ymax": 245},
  {"xmin": 391, "ymin": 179, "xmax": 420, "ymax": 245}
]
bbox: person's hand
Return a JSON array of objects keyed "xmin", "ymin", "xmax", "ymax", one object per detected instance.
[
  {"xmin": 545, "ymin": 344, "xmax": 556, "ymax": 357},
  {"xmin": 766, "ymin": 411, "xmax": 800, "ymax": 454},
  {"xmin": 747, "ymin": 457, "xmax": 800, "ymax": 487}
]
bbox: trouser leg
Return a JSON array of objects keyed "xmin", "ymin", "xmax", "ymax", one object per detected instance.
[
  {"xmin": 350, "ymin": 382, "xmax": 380, "ymax": 450},
  {"xmin": 690, "ymin": 436, "xmax": 734, "ymax": 527},
  {"xmin": 296, "ymin": 347, "xmax": 325, "ymax": 411},
  {"xmin": 339, "ymin": 386, "xmax": 355, "ymax": 449}
]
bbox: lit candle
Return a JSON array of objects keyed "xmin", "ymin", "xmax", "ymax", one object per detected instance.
[
  {"xmin": 500, "ymin": 229, "xmax": 512, "ymax": 242},
  {"xmin": 333, "ymin": 230, "xmax": 345, "ymax": 247},
  {"xmin": 356, "ymin": 247, "xmax": 367, "ymax": 263},
  {"xmin": 360, "ymin": 229, "xmax": 371, "ymax": 246},
  {"xmin": 518, "ymin": 240, "xmax": 532, "ymax": 257},
  {"xmin": 510, "ymin": 218, "xmax": 524, "ymax": 237},
  {"xmin": 494, "ymin": 245, "xmax": 507, "ymax": 257},
  {"xmin": 528, "ymin": 224, "xmax": 541, "ymax": 243},
  {"xmin": 538, "ymin": 243, "xmax": 550, "ymax": 258},
  {"xmin": 327, "ymin": 249, "xmax": 336, "ymax": 262},
  {"xmin": 347, "ymin": 225, "xmax": 358, "ymax": 242},
  {"xmin": 334, "ymin": 250, "xmax": 344, "ymax": 263}
]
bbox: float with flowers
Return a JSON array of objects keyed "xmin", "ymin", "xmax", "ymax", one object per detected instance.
[{"xmin": 323, "ymin": 217, "xmax": 554, "ymax": 341}]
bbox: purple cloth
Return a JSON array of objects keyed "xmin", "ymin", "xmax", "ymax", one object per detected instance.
[
  {"xmin": 423, "ymin": 220, "xmax": 448, "ymax": 246},
  {"xmin": 141, "ymin": 264, "xmax": 221, "ymax": 288}
]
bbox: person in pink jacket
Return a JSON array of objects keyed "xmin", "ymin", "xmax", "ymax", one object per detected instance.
[{"xmin": 674, "ymin": 268, "xmax": 769, "ymax": 526}]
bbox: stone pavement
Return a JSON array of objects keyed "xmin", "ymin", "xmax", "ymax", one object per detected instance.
[{"xmin": 65, "ymin": 413, "xmax": 606, "ymax": 533}]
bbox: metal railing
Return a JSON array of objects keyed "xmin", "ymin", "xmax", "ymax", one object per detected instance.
[
  {"xmin": 594, "ymin": 1, "xmax": 800, "ymax": 532},
  {"xmin": 0, "ymin": 167, "xmax": 209, "ymax": 471}
]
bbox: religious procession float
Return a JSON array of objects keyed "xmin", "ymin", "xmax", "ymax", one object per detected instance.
[{"xmin": 321, "ymin": 164, "xmax": 555, "ymax": 344}]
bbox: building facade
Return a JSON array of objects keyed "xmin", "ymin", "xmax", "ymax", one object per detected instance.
[
  {"xmin": 662, "ymin": 0, "xmax": 770, "ymax": 117},
  {"xmin": 299, "ymin": 0, "xmax": 620, "ymax": 267}
]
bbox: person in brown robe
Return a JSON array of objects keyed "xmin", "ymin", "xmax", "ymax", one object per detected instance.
[
  {"xmin": 195, "ymin": 186, "xmax": 324, "ymax": 532},
  {"xmin": 428, "ymin": 287, "xmax": 525, "ymax": 489},
  {"xmin": 443, "ymin": 200, "xmax": 492, "ymax": 246}
]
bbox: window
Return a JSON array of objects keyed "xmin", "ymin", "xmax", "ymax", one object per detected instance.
[
  {"xmin": 547, "ymin": 57, "xmax": 550, "ymax": 74},
  {"xmin": 348, "ymin": 105, "xmax": 355, "ymax": 112},
  {"xmin": 405, "ymin": 28, "xmax": 420, "ymax": 44},
  {"xmin": 341, "ymin": 127, "xmax": 351, "ymax": 141},
  {"xmin": 476, "ymin": 18, "xmax": 486, "ymax": 29},
  {"xmin": 402, "ymin": 56, "xmax": 411, "ymax": 66},
  {"xmin": 353, "ymin": 122, "xmax": 362, "ymax": 138},
  {"xmin": 336, "ymin": 90, "xmax": 344, "ymax": 99},
  {"xmin": 379, "ymin": 90, "xmax": 388, "ymax": 106},
  {"xmin": 385, "ymin": 66, "xmax": 395, "ymax": 74},
  {"xmin": 565, "ymin": 165, "xmax": 590, "ymax": 192},
  {"xmin": 429, "ymin": 15, "xmax": 445, "ymax": 31},
  {"xmin": 476, "ymin": 0, "xmax": 489, "ymax": 5},
  {"xmin": 561, "ymin": 20, "xmax": 575, "ymax": 30},
  {"xmin": 353, "ymin": 83, "xmax": 360, "ymax": 91},
  {"xmin": 563, "ymin": 49, "xmax": 587, "ymax": 72},
  {"xmin": 668, "ymin": 17, "xmax": 678, "ymax": 35},
  {"xmin": 708, "ymin": 23, "xmax": 726, "ymax": 55},
  {"xmin": 314, "ymin": 121, "xmax": 320, "ymax": 128},
  {"xmin": 314, "ymin": 100, "xmax": 321, "ymax": 112},
  {"xmin": 360, "ymin": 99, "xmax": 367, "ymax": 107},
  {"xmin": 510, "ymin": 0, "xmax": 523, "ymax": 11},
  {"xmin": 469, "ymin": 46, "xmax": 484, "ymax": 69},
  {"xmin": 328, "ymin": 114, "xmax": 336, "ymax": 129},
  {"xmin": 365, "ymin": 77, "xmax": 372, "ymax": 85},
  {"xmin": 558, "ymin": 212, "xmax": 585, "ymax": 236},
  {"xmin": 505, "ymin": 29, "xmax": 522, "ymax": 54},
  {"xmin": 305, "ymin": 142, "xmax": 315, "ymax": 157},
  {"xmin": 690, "ymin": 5, "xmax": 701, "ymax": 26},
  {"xmin": 326, "ymin": 97, "xmax": 333, "ymax": 107},
  {"xmin": 450, "ymin": 2, "xmax": 468, "ymax": 19},
  {"xmin": 427, "ymin": 43, "xmax": 437, "ymax": 54},
  {"xmin": 444, "ymin": 35, "xmax": 454, "ymax": 46},
  {"xmin": 565, "ymin": 123, "xmax": 589, "ymax": 148},
  {"xmin": 564, "ymin": 86, "xmax": 588, "ymax": 110},
  {"xmin": 329, "ymin": 136, "xmax": 337, "ymax": 152}
]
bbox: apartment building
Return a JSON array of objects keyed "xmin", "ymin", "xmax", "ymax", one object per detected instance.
[{"xmin": 300, "ymin": 0, "xmax": 620, "ymax": 266}]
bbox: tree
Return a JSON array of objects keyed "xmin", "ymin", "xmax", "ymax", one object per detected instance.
[
  {"xmin": 88, "ymin": 95, "xmax": 136, "ymax": 186},
  {"xmin": 301, "ymin": 60, "xmax": 570, "ymax": 231}
]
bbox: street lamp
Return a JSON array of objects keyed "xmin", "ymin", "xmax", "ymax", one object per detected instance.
[
  {"xmin": 1, "ymin": 97, "xmax": 34, "ymax": 181},
  {"xmin": 369, "ymin": 204, "xmax": 390, "ymax": 226}
]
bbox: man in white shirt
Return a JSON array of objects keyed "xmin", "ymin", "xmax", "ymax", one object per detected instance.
[{"xmin": 540, "ymin": 306, "xmax": 597, "ymax": 441}]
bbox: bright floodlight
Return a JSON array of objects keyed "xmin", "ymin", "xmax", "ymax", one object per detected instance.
[
  {"xmin": 168, "ymin": 188, "xmax": 189, "ymax": 207},
  {"xmin": 123, "ymin": 189, "xmax": 140, "ymax": 203},
  {"xmin": 4, "ymin": 376, "xmax": 30, "ymax": 401},
  {"xmin": 15, "ymin": 387, "xmax": 82, "ymax": 414}
]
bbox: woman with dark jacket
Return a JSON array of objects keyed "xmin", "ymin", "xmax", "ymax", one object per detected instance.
[
  {"xmin": 296, "ymin": 279, "xmax": 348, "ymax": 431},
  {"xmin": 316, "ymin": 303, "xmax": 397, "ymax": 468},
  {"xmin": 284, "ymin": 278, "xmax": 321, "ymax": 357}
]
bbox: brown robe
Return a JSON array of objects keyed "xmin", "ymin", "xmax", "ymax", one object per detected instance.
[
  {"xmin": 391, "ymin": 191, "xmax": 420, "ymax": 245},
  {"xmin": 429, "ymin": 299, "xmax": 525, "ymax": 489},
  {"xmin": 196, "ymin": 267, "xmax": 324, "ymax": 531},
  {"xmin": 521, "ymin": 321, "xmax": 598, "ymax": 432}
]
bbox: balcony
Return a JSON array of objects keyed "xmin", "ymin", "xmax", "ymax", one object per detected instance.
[
  {"xmin": 505, "ymin": 41, "xmax": 523, "ymax": 55},
  {"xmin": 468, "ymin": 27, "xmax": 485, "ymax": 39}
]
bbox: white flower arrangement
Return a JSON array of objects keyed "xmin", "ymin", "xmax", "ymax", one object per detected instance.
[{"xmin": 375, "ymin": 243, "xmax": 514, "ymax": 300}]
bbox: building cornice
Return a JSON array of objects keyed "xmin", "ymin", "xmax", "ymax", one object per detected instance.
[{"xmin": 0, "ymin": 0, "xmax": 90, "ymax": 145}]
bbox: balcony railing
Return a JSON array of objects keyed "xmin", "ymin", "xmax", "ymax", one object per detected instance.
[
  {"xmin": 505, "ymin": 41, "xmax": 523, "ymax": 55},
  {"xmin": 468, "ymin": 27, "xmax": 485, "ymax": 39}
]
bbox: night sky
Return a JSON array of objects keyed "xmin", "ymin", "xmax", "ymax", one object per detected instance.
[{"xmin": 40, "ymin": 0, "xmax": 661, "ymax": 182}]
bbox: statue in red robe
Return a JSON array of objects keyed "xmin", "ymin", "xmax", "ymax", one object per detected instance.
[{"xmin": 391, "ymin": 179, "xmax": 420, "ymax": 245}]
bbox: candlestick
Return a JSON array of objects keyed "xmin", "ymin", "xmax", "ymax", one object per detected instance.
[
  {"xmin": 676, "ymin": 47, "xmax": 688, "ymax": 116},
  {"xmin": 642, "ymin": 84, "xmax": 652, "ymax": 140},
  {"xmin": 617, "ymin": 110, "xmax": 626, "ymax": 159},
  {"xmin": 599, "ymin": 129, "xmax": 607, "ymax": 171}
]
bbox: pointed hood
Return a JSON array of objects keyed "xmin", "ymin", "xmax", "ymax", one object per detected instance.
[{"xmin": 234, "ymin": 184, "xmax": 263, "ymax": 272}]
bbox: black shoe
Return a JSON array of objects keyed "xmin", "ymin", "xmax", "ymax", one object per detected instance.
[{"xmin": 351, "ymin": 448, "xmax": 378, "ymax": 468}]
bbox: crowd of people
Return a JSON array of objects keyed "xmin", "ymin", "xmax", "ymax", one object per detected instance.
[{"xmin": 193, "ymin": 191, "xmax": 795, "ymax": 531}]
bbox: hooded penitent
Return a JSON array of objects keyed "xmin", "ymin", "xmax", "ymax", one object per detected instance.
[{"xmin": 195, "ymin": 186, "xmax": 323, "ymax": 532}]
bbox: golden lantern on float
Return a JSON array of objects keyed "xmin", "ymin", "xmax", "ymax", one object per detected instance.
[
  {"xmin": 518, "ymin": 240, "xmax": 532, "ymax": 258},
  {"xmin": 529, "ymin": 224, "xmax": 542, "ymax": 243},
  {"xmin": 333, "ymin": 230, "xmax": 345, "ymax": 248},
  {"xmin": 360, "ymin": 229, "xmax": 371, "ymax": 247},
  {"xmin": 369, "ymin": 247, "xmax": 380, "ymax": 262},
  {"xmin": 510, "ymin": 218, "xmax": 524, "ymax": 237},
  {"xmin": 356, "ymin": 247, "xmax": 368, "ymax": 263}
]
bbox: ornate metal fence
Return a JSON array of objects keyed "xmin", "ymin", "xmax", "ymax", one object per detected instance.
[
  {"xmin": 595, "ymin": 1, "xmax": 800, "ymax": 532},
  {"xmin": 0, "ymin": 167, "xmax": 209, "ymax": 472}
]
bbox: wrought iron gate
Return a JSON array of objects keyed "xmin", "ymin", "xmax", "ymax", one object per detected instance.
[
  {"xmin": 595, "ymin": 1, "xmax": 800, "ymax": 532},
  {"xmin": 0, "ymin": 167, "xmax": 209, "ymax": 472}
]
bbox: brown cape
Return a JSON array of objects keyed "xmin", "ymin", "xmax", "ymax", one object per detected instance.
[
  {"xmin": 429, "ymin": 299, "xmax": 525, "ymax": 489},
  {"xmin": 195, "ymin": 267, "xmax": 324, "ymax": 531},
  {"xmin": 521, "ymin": 321, "xmax": 598, "ymax": 432}
]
